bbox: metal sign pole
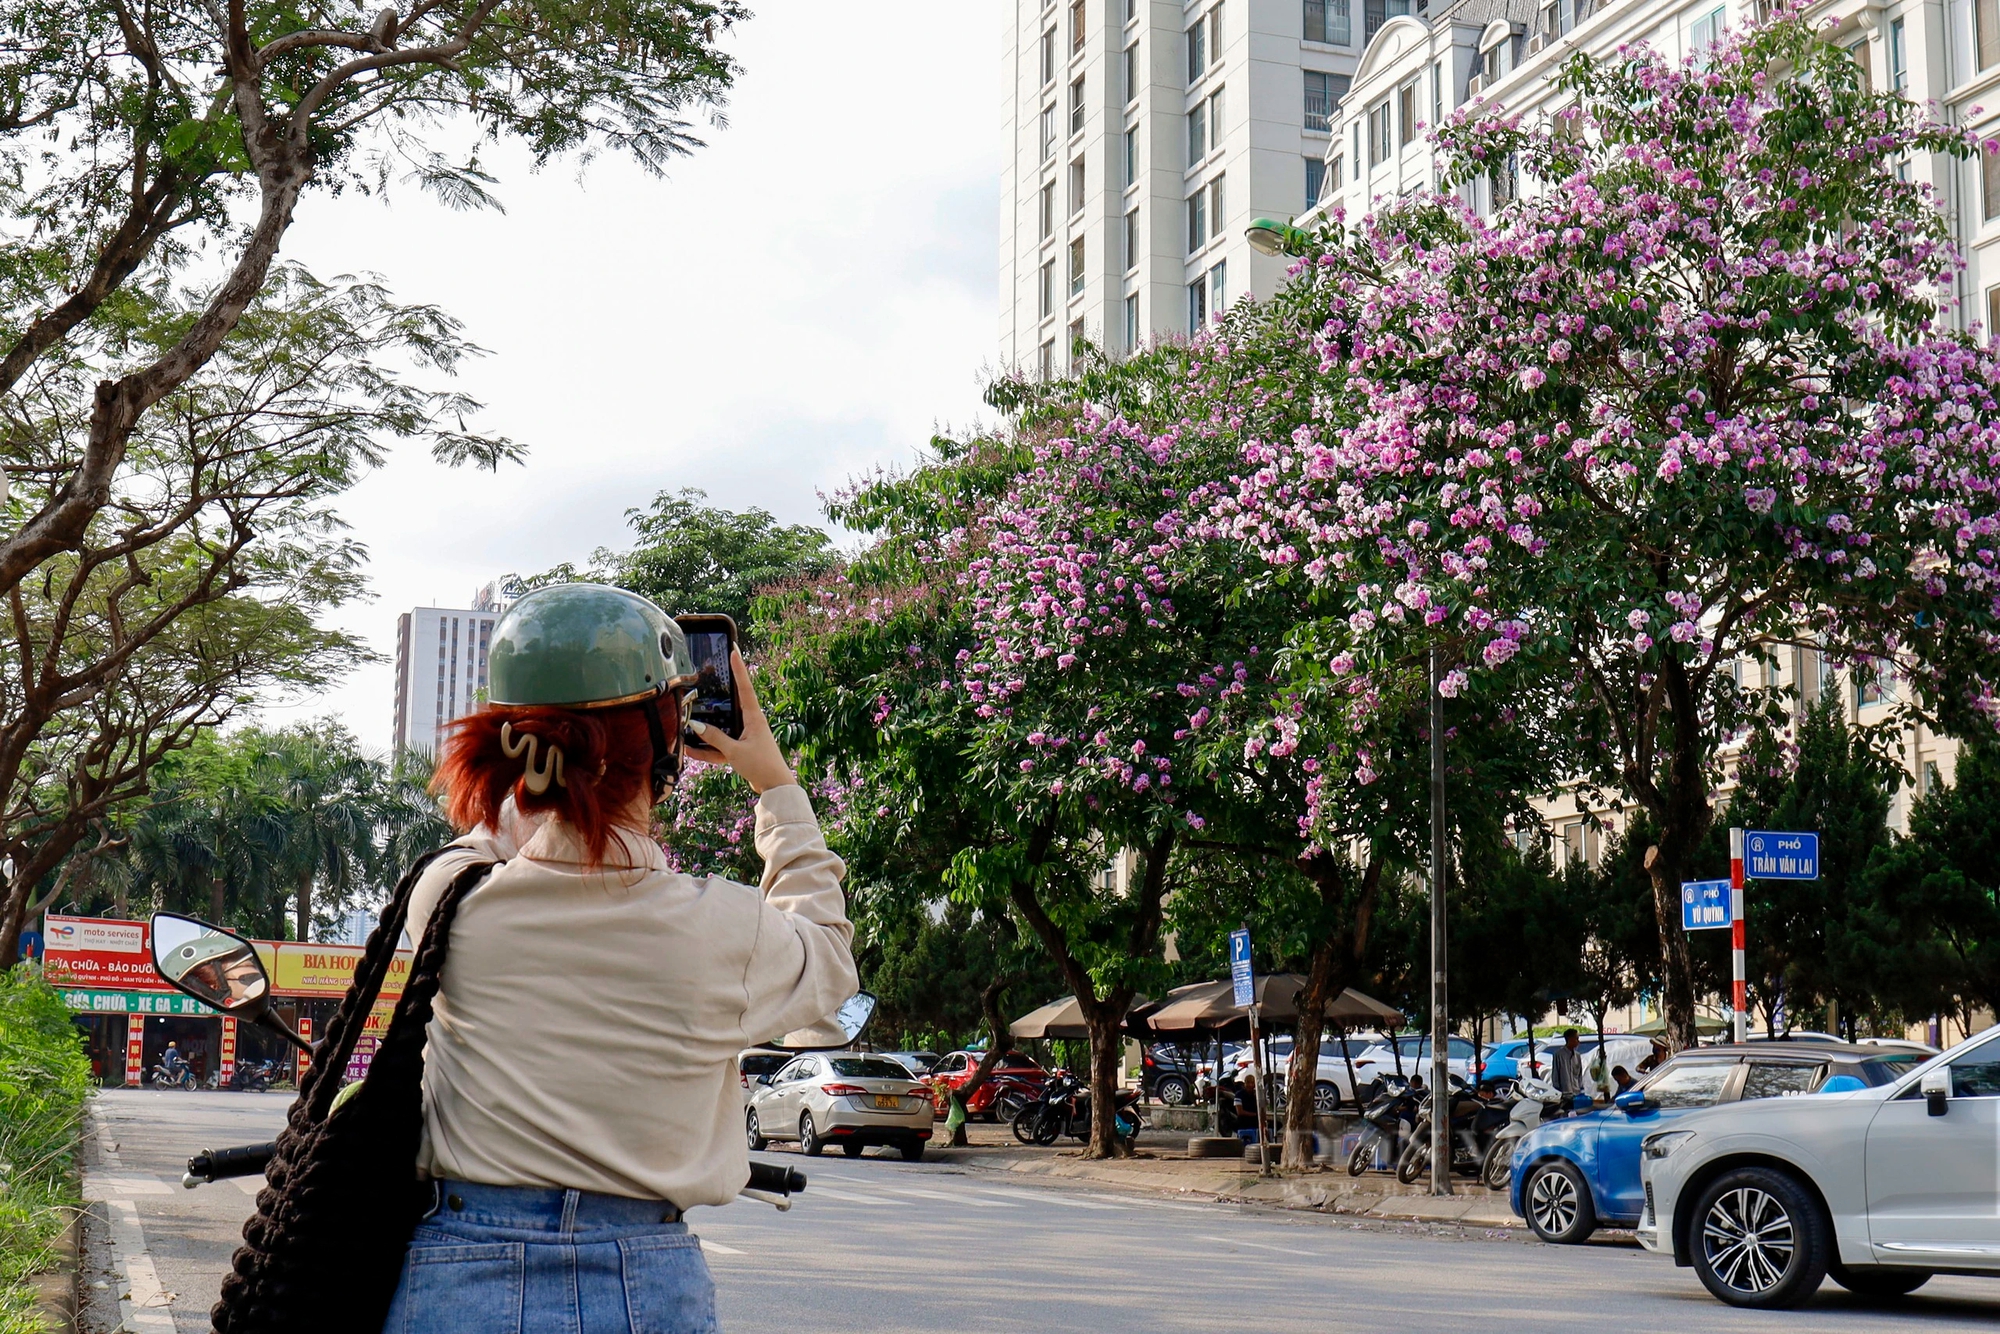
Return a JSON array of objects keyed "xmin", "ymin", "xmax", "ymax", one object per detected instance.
[
  {"xmin": 1428, "ymin": 647, "xmax": 1452, "ymax": 1197},
  {"xmin": 1729, "ymin": 827, "xmax": 1747, "ymax": 1045},
  {"xmin": 1250, "ymin": 1003, "xmax": 1274, "ymax": 1176}
]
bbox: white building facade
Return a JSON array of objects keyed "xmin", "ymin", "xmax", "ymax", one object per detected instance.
[
  {"xmin": 391, "ymin": 600, "xmax": 501, "ymax": 756},
  {"xmin": 1002, "ymin": 0, "xmax": 1407, "ymax": 372}
]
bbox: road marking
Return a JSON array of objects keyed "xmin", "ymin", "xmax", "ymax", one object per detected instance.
[
  {"xmin": 84, "ymin": 1172, "xmax": 172, "ymax": 1196},
  {"xmin": 804, "ymin": 1186, "xmax": 894, "ymax": 1205},
  {"xmin": 1197, "ymin": 1234, "xmax": 1322, "ymax": 1258},
  {"xmin": 967, "ymin": 1187, "xmax": 1126, "ymax": 1210},
  {"xmin": 233, "ymin": 1177, "xmax": 264, "ymax": 1197},
  {"xmin": 104, "ymin": 1198, "xmax": 178, "ymax": 1332},
  {"xmin": 876, "ymin": 1187, "xmax": 1018, "ymax": 1207},
  {"xmin": 698, "ymin": 1238, "xmax": 744, "ymax": 1255}
]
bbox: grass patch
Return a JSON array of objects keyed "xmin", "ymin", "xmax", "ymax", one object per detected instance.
[{"xmin": 0, "ymin": 966, "xmax": 91, "ymax": 1334}]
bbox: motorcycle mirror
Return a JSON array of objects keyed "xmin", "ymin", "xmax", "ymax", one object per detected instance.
[
  {"xmin": 768, "ymin": 991, "xmax": 878, "ymax": 1052},
  {"xmin": 1613, "ymin": 1088, "xmax": 1652, "ymax": 1114},
  {"xmin": 149, "ymin": 913, "xmax": 311, "ymax": 1054}
]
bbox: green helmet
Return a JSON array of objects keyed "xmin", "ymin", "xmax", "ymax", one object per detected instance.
[{"xmin": 487, "ymin": 584, "xmax": 696, "ymax": 708}]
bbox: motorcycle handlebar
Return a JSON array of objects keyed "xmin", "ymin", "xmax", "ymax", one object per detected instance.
[
  {"xmin": 186, "ymin": 1142, "xmax": 276, "ymax": 1185},
  {"xmin": 746, "ymin": 1162, "xmax": 806, "ymax": 1196}
]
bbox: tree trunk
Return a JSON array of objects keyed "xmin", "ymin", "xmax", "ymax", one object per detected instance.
[
  {"xmin": 1643, "ymin": 844, "xmax": 1700, "ymax": 1050},
  {"xmin": 948, "ymin": 975, "xmax": 1015, "ymax": 1147},
  {"xmin": 1084, "ymin": 1005, "xmax": 1130, "ymax": 1159},
  {"xmin": 296, "ymin": 870, "xmax": 313, "ymax": 943},
  {"xmin": 1591, "ymin": 1004, "xmax": 1609, "ymax": 1101},
  {"xmin": 1281, "ymin": 856, "xmax": 1384, "ymax": 1171},
  {"xmin": 211, "ymin": 875, "xmax": 227, "ymax": 924}
]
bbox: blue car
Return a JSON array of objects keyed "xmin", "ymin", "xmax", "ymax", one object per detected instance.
[
  {"xmin": 1475, "ymin": 1037, "xmax": 1551, "ymax": 1085},
  {"xmin": 1509, "ymin": 1041, "xmax": 1933, "ymax": 1244}
]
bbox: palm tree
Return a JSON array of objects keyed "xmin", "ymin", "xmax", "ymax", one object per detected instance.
[
  {"xmin": 271, "ymin": 724, "xmax": 379, "ymax": 941},
  {"xmin": 377, "ymin": 749, "xmax": 455, "ymax": 877}
]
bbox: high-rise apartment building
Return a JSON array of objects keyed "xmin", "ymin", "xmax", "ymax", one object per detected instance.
[
  {"xmin": 391, "ymin": 601, "xmax": 501, "ymax": 756},
  {"xmin": 1001, "ymin": 0, "xmax": 1377, "ymax": 371}
]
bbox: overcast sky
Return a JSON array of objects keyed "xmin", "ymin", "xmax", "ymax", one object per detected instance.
[{"xmin": 256, "ymin": 1, "xmax": 1001, "ymax": 751}]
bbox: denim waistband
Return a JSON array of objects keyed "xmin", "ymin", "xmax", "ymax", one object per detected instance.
[{"xmin": 427, "ymin": 1179, "xmax": 683, "ymax": 1231}]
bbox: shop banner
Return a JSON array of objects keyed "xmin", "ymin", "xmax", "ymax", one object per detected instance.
[
  {"xmin": 266, "ymin": 941, "xmax": 411, "ymax": 999},
  {"xmin": 58, "ymin": 988, "xmax": 217, "ymax": 1016},
  {"xmin": 41, "ymin": 915, "xmax": 169, "ymax": 992}
]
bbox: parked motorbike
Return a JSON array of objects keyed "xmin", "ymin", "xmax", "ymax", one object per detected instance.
[
  {"xmin": 1011, "ymin": 1072, "xmax": 1144, "ymax": 1147},
  {"xmin": 1395, "ymin": 1077, "xmax": 1508, "ymax": 1184},
  {"xmin": 1478, "ymin": 1075, "xmax": 1566, "ymax": 1188},
  {"xmin": 1346, "ymin": 1075, "xmax": 1421, "ymax": 1176},
  {"xmin": 229, "ymin": 1058, "xmax": 282, "ymax": 1093}
]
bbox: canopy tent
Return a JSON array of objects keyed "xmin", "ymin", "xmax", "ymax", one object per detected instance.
[
  {"xmin": 1628, "ymin": 1013, "xmax": 1731, "ymax": 1037},
  {"xmin": 1140, "ymin": 974, "xmax": 1404, "ymax": 1040},
  {"xmin": 1009, "ymin": 993, "xmax": 1159, "ymax": 1041}
]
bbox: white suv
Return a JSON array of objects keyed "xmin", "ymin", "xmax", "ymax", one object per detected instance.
[{"xmin": 1638, "ymin": 1026, "xmax": 2000, "ymax": 1308}]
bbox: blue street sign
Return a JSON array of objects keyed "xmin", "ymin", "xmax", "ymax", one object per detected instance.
[
  {"xmin": 1229, "ymin": 928, "xmax": 1255, "ymax": 1007},
  {"xmin": 1681, "ymin": 880, "xmax": 1732, "ymax": 931},
  {"xmin": 17, "ymin": 930, "xmax": 41, "ymax": 960},
  {"xmin": 1744, "ymin": 830, "xmax": 1819, "ymax": 880}
]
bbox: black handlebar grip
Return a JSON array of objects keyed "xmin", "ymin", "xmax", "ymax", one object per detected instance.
[
  {"xmin": 745, "ymin": 1161, "xmax": 806, "ymax": 1195},
  {"xmin": 188, "ymin": 1142, "xmax": 277, "ymax": 1181}
]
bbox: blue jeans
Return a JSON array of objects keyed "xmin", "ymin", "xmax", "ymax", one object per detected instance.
[{"xmin": 383, "ymin": 1179, "xmax": 716, "ymax": 1334}]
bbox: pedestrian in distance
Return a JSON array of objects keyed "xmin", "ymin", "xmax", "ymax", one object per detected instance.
[
  {"xmin": 1637, "ymin": 1038, "xmax": 1669, "ymax": 1073},
  {"xmin": 209, "ymin": 584, "xmax": 857, "ymax": 1334},
  {"xmin": 1611, "ymin": 1065, "xmax": 1637, "ymax": 1095},
  {"xmin": 1551, "ymin": 1028, "xmax": 1584, "ymax": 1101}
]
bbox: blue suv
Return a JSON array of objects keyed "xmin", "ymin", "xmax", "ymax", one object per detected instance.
[{"xmin": 1509, "ymin": 1041, "xmax": 1932, "ymax": 1244}]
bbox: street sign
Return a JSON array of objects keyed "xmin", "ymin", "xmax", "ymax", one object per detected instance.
[
  {"xmin": 1681, "ymin": 880, "xmax": 1732, "ymax": 930},
  {"xmin": 1229, "ymin": 928, "xmax": 1254, "ymax": 1007},
  {"xmin": 1743, "ymin": 830, "xmax": 1819, "ymax": 880},
  {"xmin": 17, "ymin": 930, "xmax": 40, "ymax": 960}
]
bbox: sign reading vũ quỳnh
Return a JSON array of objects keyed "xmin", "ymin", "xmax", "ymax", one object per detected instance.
[
  {"xmin": 1681, "ymin": 880, "xmax": 1732, "ymax": 931},
  {"xmin": 1229, "ymin": 928, "xmax": 1254, "ymax": 1008},
  {"xmin": 1743, "ymin": 831, "xmax": 1819, "ymax": 880}
]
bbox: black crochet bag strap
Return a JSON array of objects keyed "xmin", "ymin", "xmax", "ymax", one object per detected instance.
[{"xmin": 211, "ymin": 848, "xmax": 498, "ymax": 1334}]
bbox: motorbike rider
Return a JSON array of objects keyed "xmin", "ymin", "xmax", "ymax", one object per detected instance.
[
  {"xmin": 158, "ymin": 1041, "xmax": 186, "ymax": 1080},
  {"xmin": 382, "ymin": 584, "xmax": 856, "ymax": 1334}
]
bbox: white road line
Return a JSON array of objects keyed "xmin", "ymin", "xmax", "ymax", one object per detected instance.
[
  {"xmin": 875, "ymin": 1187, "xmax": 1018, "ymax": 1207},
  {"xmin": 104, "ymin": 1198, "xmax": 179, "ymax": 1333},
  {"xmin": 698, "ymin": 1238, "xmax": 744, "ymax": 1255},
  {"xmin": 233, "ymin": 1177, "xmax": 265, "ymax": 1197},
  {"xmin": 968, "ymin": 1187, "xmax": 1126, "ymax": 1210},
  {"xmin": 804, "ymin": 1186, "xmax": 895, "ymax": 1205},
  {"xmin": 84, "ymin": 1172, "xmax": 172, "ymax": 1196},
  {"xmin": 1197, "ymin": 1233, "xmax": 1322, "ymax": 1258}
]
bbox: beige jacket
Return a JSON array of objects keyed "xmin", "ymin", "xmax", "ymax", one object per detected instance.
[{"xmin": 404, "ymin": 784, "xmax": 855, "ymax": 1207}]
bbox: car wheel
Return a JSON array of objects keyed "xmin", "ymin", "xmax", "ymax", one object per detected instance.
[
  {"xmin": 1313, "ymin": 1081, "xmax": 1340, "ymax": 1115},
  {"xmin": 1523, "ymin": 1160, "xmax": 1596, "ymax": 1244},
  {"xmin": 745, "ymin": 1109, "xmax": 768, "ymax": 1152},
  {"xmin": 842, "ymin": 1141, "xmax": 864, "ymax": 1157},
  {"xmin": 1690, "ymin": 1167, "xmax": 1829, "ymax": 1309},
  {"xmin": 799, "ymin": 1111, "xmax": 825, "ymax": 1157},
  {"xmin": 1828, "ymin": 1263, "xmax": 1930, "ymax": 1300},
  {"xmin": 900, "ymin": 1141, "xmax": 925, "ymax": 1162},
  {"xmin": 1157, "ymin": 1075, "xmax": 1191, "ymax": 1107}
]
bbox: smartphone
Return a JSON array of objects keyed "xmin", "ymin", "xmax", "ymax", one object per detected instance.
[{"xmin": 674, "ymin": 613, "xmax": 743, "ymax": 740}]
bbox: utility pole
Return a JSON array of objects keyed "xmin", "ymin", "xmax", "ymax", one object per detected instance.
[{"xmin": 1428, "ymin": 647, "xmax": 1451, "ymax": 1197}]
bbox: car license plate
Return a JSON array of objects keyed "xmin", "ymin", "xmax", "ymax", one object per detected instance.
[{"xmin": 873, "ymin": 1094, "xmax": 900, "ymax": 1110}]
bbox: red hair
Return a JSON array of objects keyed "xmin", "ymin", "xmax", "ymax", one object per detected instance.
[{"xmin": 433, "ymin": 699, "xmax": 673, "ymax": 868}]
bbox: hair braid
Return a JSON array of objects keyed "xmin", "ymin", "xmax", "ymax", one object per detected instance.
[{"xmin": 210, "ymin": 849, "xmax": 494, "ymax": 1334}]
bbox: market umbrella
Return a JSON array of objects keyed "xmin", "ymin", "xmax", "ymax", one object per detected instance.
[
  {"xmin": 1144, "ymin": 974, "xmax": 1404, "ymax": 1037},
  {"xmin": 1010, "ymin": 993, "xmax": 1155, "ymax": 1041},
  {"xmin": 1628, "ymin": 1013, "xmax": 1731, "ymax": 1037},
  {"xmin": 1124, "ymin": 981, "xmax": 1217, "ymax": 1038}
]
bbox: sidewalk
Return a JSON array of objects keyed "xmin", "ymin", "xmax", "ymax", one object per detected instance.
[{"xmin": 920, "ymin": 1124, "xmax": 1524, "ymax": 1229}]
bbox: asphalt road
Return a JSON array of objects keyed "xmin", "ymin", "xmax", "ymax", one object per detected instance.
[{"xmin": 82, "ymin": 1088, "xmax": 2000, "ymax": 1333}]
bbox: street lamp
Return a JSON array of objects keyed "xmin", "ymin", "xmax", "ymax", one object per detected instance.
[
  {"xmin": 1244, "ymin": 217, "xmax": 1311, "ymax": 257},
  {"xmin": 1429, "ymin": 648, "xmax": 1451, "ymax": 1197}
]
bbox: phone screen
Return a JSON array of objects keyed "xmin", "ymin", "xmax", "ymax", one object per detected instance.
[{"xmin": 684, "ymin": 629, "xmax": 738, "ymax": 734}]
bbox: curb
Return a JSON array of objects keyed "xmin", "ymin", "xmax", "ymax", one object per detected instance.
[
  {"xmin": 31, "ymin": 1209, "xmax": 80, "ymax": 1334},
  {"xmin": 949, "ymin": 1149, "xmax": 1524, "ymax": 1229}
]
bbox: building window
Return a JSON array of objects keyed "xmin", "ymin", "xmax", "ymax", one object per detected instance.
[
  {"xmin": 1039, "ymin": 339, "xmax": 1056, "ymax": 378},
  {"xmin": 1207, "ymin": 172, "xmax": 1225, "ymax": 238},
  {"xmin": 1983, "ymin": 147, "xmax": 2000, "ymax": 220},
  {"xmin": 1040, "ymin": 181, "xmax": 1056, "ymax": 239},
  {"xmin": 1889, "ymin": 16, "xmax": 1906, "ymax": 92},
  {"xmin": 1208, "ymin": 4, "xmax": 1223, "ymax": 61},
  {"xmin": 1040, "ymin": 260, "xmax": 1055, "ymax": 318},
  {"xmin": 1398, "ymin": 80, "xmax": 1417, "ymax": 144},
  {"xmin": 1071, "ymin": 75, "xmax": 1086, "ymax": 135},
  {"xmin": 1124, "ymin": 207, "xmax": 1140, "ymax": 270},
  {"xmin": 1187, "ymin": 275, "xmax": 1209, "ymax": 331},
  {"xmin": 1072, "ymin": 0, "xmax": 1087, "ymax": 54},
  {"xmin": 1187, "ymin": 98, "xmax": 1208, "ymax": 164},
  {"xmin": 1041, "ymin": 104, "xmax": 1058, "ymax": 159},
  {"xmin": 1563, "ymin": 822, "xmax": 1599, "ymax": 868},
  {"xmin": 1690, "ymin": 6, "xmax": 1725, "ymax": 53},
  {"xmin": 1187, "ymin": 16, "xmax": 1206, "ymax": 83},
  {"xmin": 1367, "ymin": 99, "xmax": 1390, "ymax": 165},
  {"xmin": 1124, "ymin": 127, "xmax": 1139, "ymax": 187},
  {"xmin": 1207, "ymin": 87, "xmax": 1224, "ymax": 150},
  {"xmin": 1364, "ymin": 0, "xmax": 1385, "ymax": 43},
  {"xmin": 1304, "ymin": 70, "xmax": 1348, "ymax": 130},
  {"xmin": 1123, "ymin": 41, "xmax": 1139, "ymax": 104},
  {"xmin": 1070, "ymin": 156, "xmax": 1086, "ymax": 214},
  {"xmin": 1124, "ymin": 293, "xmax": 1140, "ymax": 349},
  {"xmin": 1069, "ymin": 235, "xmax": 1086, "ymax": 296},
  {"xmin": 1987, "ymin": 283, "xmax": 2000, "ymax": 338},
  {"xmin": 1305, "ymin": 156, "xmax": 1327, "ymax": 209},
  {"xmin": 1042, "ymin": 29, "xmax": 1057, "ymax": 85},
  {"xmin": 1982, "ymin": 0, "xmax": 2000, "ymax": 73},
  {"xmin": 1209, "ymin": 259, "xmax": 1226, "ymax": 311},
  {"xmin": 1923, "ymin": 759, "xmax": 1944, "ymax": 796},
  {"xmin": 1186, "ymin": 186, "xmax": 1208, "ymax": 251},
  {"xmin": 1306, "ymin": 0, "xmax": 1351, "ymax": 45},
  {"xmin": 1433, "ymin": 59, "xmax": 1444, "ymax": 123},
  {"xmin": 1352, "ymin": 121, "xmax": 1361, "ymax": 177}
]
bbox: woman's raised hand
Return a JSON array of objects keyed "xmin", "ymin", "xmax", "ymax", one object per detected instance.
[{"xmin": 684, "ymin": 649, "xmax": 797, "ymax": 795}]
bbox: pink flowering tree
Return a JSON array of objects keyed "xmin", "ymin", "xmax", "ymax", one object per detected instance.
[{"xmin": 1231, "ymin": 13, "xmax": 2000, "ymax": 1047}]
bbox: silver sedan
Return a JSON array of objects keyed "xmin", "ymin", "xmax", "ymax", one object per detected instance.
[{"xmin": 745, "ymin": 1053, "xmax": 936, "ymax": 1160}]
